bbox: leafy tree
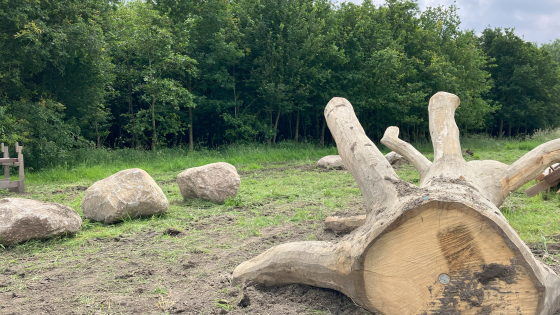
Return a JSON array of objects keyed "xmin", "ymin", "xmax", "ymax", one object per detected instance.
[
  {"xmin": 417, "ymin": 4, "xmax": 495, "ymax": 133},
  {"xmin": 542, "ymin": 39, "xmax": 560, "ymax": 66},
  {"xmin": 479, "ymin": 28, "xmax": 560, "ymax": 137},
  {"xmin": 153, "ymin": 0, "xmax": 243, "ymax": 150},
  {"xmin": 107, "ymin": 1, "xmax": 195, "ymax": 150},
  {"xmin": 0, "ymin": 0, "xmax": 115, "ymax": 140},
  {"xmin": 236, "ymin": 0, "xmax": 338, "ymax": 144}
]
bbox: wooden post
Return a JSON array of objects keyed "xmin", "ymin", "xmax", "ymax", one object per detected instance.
[
  {"xmin": 16, "ymin": 142, "xmax": 24, "ymax": 193},
  {"xmin": 2, "ymin": 143, "xmax": 9, "ymax": 181},
  {"xmin": 232, "ymin": 92, "xmax": 560, "ymax": 315},
  {"xmin": 0, "ymin": 143, "xmax": 25, "ymax": 193}
]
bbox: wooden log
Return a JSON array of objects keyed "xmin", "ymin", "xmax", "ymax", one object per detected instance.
[
  {"xmin": 0, "ymin": 181, "xmax": 20, "ymax": 189},
  {"xmin": 0, "ymin": 158, "xmax": 19, "ymax": 163},
  {"xmin": 380, "ymin": 126, "xmax": 431, "ymax": 182},
  {"xmin": 500, "ymin": 139, "xmax": 560, "ymax": 200},
  {"xmin": 324, "ymin": 215, "xmax": 366, "ymax": 233},
  {"xmin": 526, "ymin": 178, "xmax": 560, "ymax": 197},
  {"xmin": 322, "ymin": 97, "xmax": 399, "ymax": 214},
  {"xmin": 544, "ymin": 168, "xmax": 560, "ymax": 184},
  {"xmin": 232, "ymin": 92, "xmax": 560, "ymax": 315}
]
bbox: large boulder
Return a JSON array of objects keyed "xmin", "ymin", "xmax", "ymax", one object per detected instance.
[
  {"xmin": 317, "ymin": 155, "xmax": 345, "ymax": 170},
  {"xmin": 384, "ymin": 151, "xmax": 409, "ymax": 166},
  {"xmin": 0, "ymin": 198, "xmax": 82, "ymax": 245},
  {"xmin": 177, "ymin": 162, "xmax": 240, "ymax": 204},
  {"xmin": 81, "ymin": 168, "xmax": 168, "ymax": 224}
]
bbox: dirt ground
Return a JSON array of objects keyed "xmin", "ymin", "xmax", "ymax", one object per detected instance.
[
  {"xmin": 1, "ymin": 218, "xmax": 559, "ymax": 315},
  {"xmin": 1, "ymin": 165, "xmax": 559, "ymax": 315},
  {"xmin": 0, "ymin": 217, "xmax": 372, "ymax": 315}
]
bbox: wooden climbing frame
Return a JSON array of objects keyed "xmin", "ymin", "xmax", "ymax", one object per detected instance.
[
  {"xmin": 0, "ymin": 142, "xmax": 25, "ymax": 193},
  {"xmin": 525, "ymin": 163, "xmax": 560, "ymax": 197}
]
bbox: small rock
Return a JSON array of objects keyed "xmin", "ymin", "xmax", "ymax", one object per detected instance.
[
  {"xmin": 177, "ymin": 162, "xmax": 240, "ymax": 204},
  {"xmin": 81, "ymin": 168, "xmax": 168, "ymax": 224},
  {"xmin": 317, "ymin": 155, "xmax": 345, "ymax": 170},
  {"xmin": 0, "ymin": 198, "xmax": 82, "ymax": 245}
]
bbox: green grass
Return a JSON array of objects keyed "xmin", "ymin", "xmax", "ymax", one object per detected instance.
[
  {"xmin": 2, "ymin": 132, "xmax": 560, "ymax": 250},
  {"xmin": 0, "ymin": 136, "xmax": 559, "ymax": 313},
  {"xmin": 24, "ymin": 142, "xmax": 338, "ymax": 185}
]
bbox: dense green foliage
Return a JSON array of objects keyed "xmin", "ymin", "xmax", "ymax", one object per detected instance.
[{"xmin": 1, "ymin": 0, "xmax": 559, "ymax": 169}]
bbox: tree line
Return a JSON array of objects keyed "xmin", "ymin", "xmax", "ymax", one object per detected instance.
[{"xmin": 1, "ymin": 0, "xmax": 560, "ymax": 169}]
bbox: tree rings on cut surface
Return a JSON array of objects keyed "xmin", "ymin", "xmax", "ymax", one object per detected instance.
[{"xmin": 359, "ymin": 201, "xmax": 540, "ymax": 314}]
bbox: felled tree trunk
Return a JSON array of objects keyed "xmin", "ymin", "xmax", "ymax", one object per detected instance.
[{"xmin": 232, "ymin": 92, "xmax": 560, "ymax": 315}]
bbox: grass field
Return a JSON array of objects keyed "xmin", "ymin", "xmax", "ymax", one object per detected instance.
[{"xmin": 0, "ymin": 133, "xmax": 559, "ymax": 314}]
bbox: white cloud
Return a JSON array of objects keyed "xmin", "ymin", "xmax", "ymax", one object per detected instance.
[{"xmin": 344, "ymin": 0, "xmax": 560, "ymax": 44}]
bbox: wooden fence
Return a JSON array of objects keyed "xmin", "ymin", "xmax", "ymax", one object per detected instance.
[
  {"xmin": 0, "ymin": 142, "xmax": 25, "ymax": 193},
  {"xmin": 525, "ymin": 163, "xmax": 560, "ymax": 197}
]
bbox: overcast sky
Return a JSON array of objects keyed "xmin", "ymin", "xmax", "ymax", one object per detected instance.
[{"xmin": 353, "ymin": 0, "xmax": 560, "ymax": 45}]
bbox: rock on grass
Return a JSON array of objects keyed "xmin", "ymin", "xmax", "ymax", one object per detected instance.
[
  {"xmin": 0, "ymin": 198, "xmax": 82, "ymax": 245},
  {"xmin": 177, "ymin": 162, "xmax": 240, "ymax": 204},
  {"xmin": 317, "ymin": 155, "xmax": 345, "ymax": 170},
  {"xmin": 81, "ymin": 168, "xmax": 168, "ymax": 224}
]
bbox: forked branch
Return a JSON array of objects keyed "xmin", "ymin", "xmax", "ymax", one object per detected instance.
[
  {"xmin": 325, "ymin": 97, "xmax": 399, "ymax": 213},
  {"xmin": 428, "ymin": 92, "xmax": 462, "ymax": 162},
  {"xmin": 232, "ymin": 241, "xmax": 358, "ymax": 299},
  {"xmin": 500, "ymin": 139, "xmax": 560, "ymax": 199},
  {"xmin": 381, "ymin": 126, "xmax": 432, "ymax": 181}
]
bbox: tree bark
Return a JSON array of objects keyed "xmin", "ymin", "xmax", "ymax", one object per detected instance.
[
  {"xmin": 232, "ymin": 92, "xmax": 560, "ymax": 315},
  {"xmin": 189, "ymin": 107, "xmax": 194, "ymax": 152},
  {"xmin": 320, "ymin": 118, "xmax": 326, "ymax": 146},
  {"xmin": 499, "ymin": 118, "xmax": 504, "ymax": 139},
  {"xmin": 95, "ymin": 123, "xmax": 100, "ymax": 149},
  {"xmin": 272, "ymin": 110, "xmax": 281, "ymax": 144},
  {"xmin": 295, "ymin": 110, "xmax": 300, "ymax": 143},
  {"xmin": 151, "ymin": 96, "xmax": 157, "ymax": 151},
  {"xmin": 381, "ymin": 126, "xmax": 432, "ymax": 182},
  {"xmin": 324, "ymin": 215, "xmax": 365, "ymax": 233}
]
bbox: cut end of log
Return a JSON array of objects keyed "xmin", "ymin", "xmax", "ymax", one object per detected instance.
[{"xmin": 359, "ymin": 201, "xmax": 542, "ymax": 314}]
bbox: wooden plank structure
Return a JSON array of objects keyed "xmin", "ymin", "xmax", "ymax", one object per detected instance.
[
  {"xmin": 526, "ymin": 163, "xmax": 560, "ymax": 196},
  {"xmin": 0, "ymin": 142, "xmax": 25, "ymax": 193}
]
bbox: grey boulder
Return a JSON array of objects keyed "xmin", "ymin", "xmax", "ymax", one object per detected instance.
[
  {"xmin": 177, "ymin": 162, "xmax": 240, "ymax": 204},
  {"xmin": 317, "ymin": 155, "xmax": 345, "ymax": 170},
  {"xmin": 0, "ymin": 198, "xmax": 82, "ymax": 245},
  {"xmin": 81, "ymin": 168, "xmax": 168, "ymax": 224},
  {"xmin": 384, "ymin": 151, "xmax": 409, "ymax": 166}
]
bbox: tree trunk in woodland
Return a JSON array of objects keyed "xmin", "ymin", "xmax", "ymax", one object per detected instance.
[
  {"xmin": 499, "ymin": 119, "xmax": 504, "ymax": 139},
  {"xmin": 151, "ymin": 97, "xmax": 157, "ymax": 151},
  {"xmin": 189, "ymin": 107, "xmax": 194, "ymax": 152},
  {"xmin": 272, "ymin": 110, "xmax": 281, "ymax": 144},
  {"xmin": 232, "ymin": 92, "xmax": 560, "ymax": 314},
  {"xmin": 320, "ymin": 118, "xmax": 326, "ymax": 146},
  {"xmin": 96, "ymin": 123, "xmax": 100, "ymax": 149},
  {"xmin": 295, "ymin": 110, "xmax": 300, "ymax": 143}
]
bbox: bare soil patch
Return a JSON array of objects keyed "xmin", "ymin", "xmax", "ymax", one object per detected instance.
[
  {"xmin": 0, "ymin": 216, "xmax": 372, "ymax": 314},
  {"xmin": 1, "ymin": 164, "xmax": 558, "ymax": 315}
]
